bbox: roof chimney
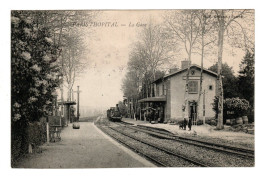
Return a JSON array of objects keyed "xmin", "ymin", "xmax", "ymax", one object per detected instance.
[{"xmin": 181, "ymin": 60, "xmax": 191, "ymax": 69}]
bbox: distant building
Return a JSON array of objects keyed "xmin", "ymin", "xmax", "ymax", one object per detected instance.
[{"xmin": 138, "ymin": 61, "xmax": 218, "ymax": 123}]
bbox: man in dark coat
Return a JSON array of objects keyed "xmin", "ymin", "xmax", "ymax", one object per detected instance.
[
  {"xmin": 183, "ymin": 118, "xmax": 187, "ymax": 130},
  {"xmin": 188, "ymin": 117, "xmax": 192, "ymax": 131}
]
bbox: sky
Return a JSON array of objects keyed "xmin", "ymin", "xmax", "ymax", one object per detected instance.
[
  {"xmin": 65, "ymin": 10, "xmax": 249, "ymax": 113},
  {"xmin": 72, "ymin": 10, "xmax": 165, "ymax": 111}
]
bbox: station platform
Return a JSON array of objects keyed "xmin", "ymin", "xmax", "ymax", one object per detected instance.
[{"xmin": 14, "ymin": 122, "xmax": 155, "ymax": 168}]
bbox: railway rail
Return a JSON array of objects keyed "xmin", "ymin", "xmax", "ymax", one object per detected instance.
[
  {"xmin": 115, "ymin": 122, "xmax": 176, "ymax": 137},
  {"xmin": 97, "ymin": 125, "xmax": 168, "ymax": 167},
  {"xmin": 115, "ymin": 121, "xmax": 254, "ymax": 159},
  {"xmin": 98, "ymin": 124, "xmax": 209, "ymax": 167}
]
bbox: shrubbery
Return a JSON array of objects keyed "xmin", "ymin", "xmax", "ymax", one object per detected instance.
[
  {"xmin": 27, "ymin": 119, "xmax": 47, "ymax": 147},
  {"xmin": 11, "ymin": 118, "xmax": 47, "ymax": 166},
  {"xmin": 224, "ymin": 97, "xmax": 250, "ymax": 116},
  {"xmin": 212, "ymin": 97, "xmax": 250, "ymax": 122},
  {"xmin": 205, "ymin": 119, "xmax": 217, "ymax": 126}
]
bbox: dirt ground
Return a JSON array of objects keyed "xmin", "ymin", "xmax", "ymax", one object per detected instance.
[{"xmin": 13, "ymin": 122, "xmax": 154, "ymax": 168}]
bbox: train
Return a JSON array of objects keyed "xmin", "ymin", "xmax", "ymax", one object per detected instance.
[{"xmin": 107, "ymin": 104, "xmax": 122, "ymax": 122}]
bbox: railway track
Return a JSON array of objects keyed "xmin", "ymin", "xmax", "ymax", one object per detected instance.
[
  {"xmin": 98, "ymin": 124, "xmax": 209, "ymax": 167},
  {"xmin": 115, "ymin": 121, "xmax": 254, "ymax": 159},
  {"xmin": 97, "ymin": 125, "xmax": 167, "ymax": 167},
  {"xmin": 115, "ymin": 122, "xmax": 176, "ymax": 137}
]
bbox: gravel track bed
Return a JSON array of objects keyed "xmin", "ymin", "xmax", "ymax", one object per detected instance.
[
  {"xmin": 136, "ymin": 125, "xmax": 253, "ymax": 150},
  {"xmin": 128, "ymin": 125, "xmax": 253, "ymax": 157},
  {"xmin": 97, "ymin": 125, "xmax": 198, "ymax": 167},
  {"xmin": 182, "ymin": 135, "xmax": 254, "ymax": 149},
  {"xmin": 128, "ymin": 125, "xmax": 175, "ymax": 138},
  {"xmin": 116, "ymin": 126, "xmax": 254, "ymax": 167}
]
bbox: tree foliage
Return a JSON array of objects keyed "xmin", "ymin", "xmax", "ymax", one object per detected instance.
[
  {"xmin": 118, "ymin": 101, "xmax": 127, "ymax": 117},
  {"xmin": 11, "ymin": 11, "xmax": 61, "ymax": 159},
  {"xmin": 30, "ymin": 10, "xmax": 97, "ymax": 100},
  {"xmin": 11, "ymin": 11, "xmax": 61, "ymax": 123},
  {"xmin": 122, "ymin": 70, "xmax": 140, "ymax": 99},
  {"xmin": 122, "ymin": 21, "xmax": 174, "ymax": 98},
  {"xmin": 208, "ymin": 63, "xmax": 239, "ymax": 98},
  {"xmin": 238, "ymin": 49, "xmax": 254, "ymax": 108},
  {"xmin": 212, "ymin": 97, "xmax": 250, "ymax": 120},
  {"xmin": 164, "ymin": 10, "xmax": 201, "ymax": 60}
]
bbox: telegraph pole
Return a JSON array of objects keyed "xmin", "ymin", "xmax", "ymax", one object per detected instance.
[
  {"xmin": 203, "ymin": 89, "xmax": 206, "ymax": 125},
  {"xmin": 73, "ymin": 86, "xmax": 81, "ymax": 121},
  {"xmin": 77, "ymin": 86, "xmax": 81, "ymax": 121}
]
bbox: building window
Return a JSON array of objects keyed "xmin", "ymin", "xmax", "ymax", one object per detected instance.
[
  {"xmin": 188, "ymin": 81, "xmax": 198, "ymax": 94},
  {"xmin": 209, "ymin": 85, "xmax": 213, "ymax": 90}
]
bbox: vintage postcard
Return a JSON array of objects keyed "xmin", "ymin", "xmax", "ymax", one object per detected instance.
[{"xmin": 10, "ymin": 9, "xmax": 255, "ymax": 169}]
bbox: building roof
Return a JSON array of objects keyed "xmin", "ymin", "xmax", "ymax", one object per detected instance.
[
  {"xmin": 153, "ymin": 64, "xmax": 217, "ymax": 84},
  {"xmin": 138, "ymin": 96, "xmax": 166, "ymax": 103}
]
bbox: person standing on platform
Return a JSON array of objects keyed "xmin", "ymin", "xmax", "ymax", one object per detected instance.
[
  {"xmin": 183, "ymin": 118, "xmax": 187, "ymax": 130},
  {"xmin": 188, "ymin": 117, "xmax": 192, "ymax": 131}
]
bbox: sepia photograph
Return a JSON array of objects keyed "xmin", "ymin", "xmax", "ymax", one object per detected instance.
[{"xmin": 6, "ymin": 4, "xmax": 256, "ymax": 171}]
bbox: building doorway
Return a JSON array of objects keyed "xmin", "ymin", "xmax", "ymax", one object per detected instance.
[{"xmin": 189, "ymin": 101, "xmax": 197, "ymax": 125}]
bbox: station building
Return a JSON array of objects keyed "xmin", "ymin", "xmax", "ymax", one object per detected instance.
[{"xmin": 138, "ymin": 61, "xmax": 218, "ymax": 123}]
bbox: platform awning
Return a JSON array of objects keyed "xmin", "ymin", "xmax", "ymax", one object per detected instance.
[
  {"xmin": 138, "ymin": 96, "xmax": 166, "ymax": 103},
  {"xmin": 58, "ymin": 101, "xmax": 76, "ymax": 105}
]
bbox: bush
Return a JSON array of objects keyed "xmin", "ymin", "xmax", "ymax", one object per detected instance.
[
  {"xmin": 213, "ymin": 97, "xmax": 250, "ymax": 122},
  {"xmin": 224, "ymin": 98, "xmax": 250, "ymax": 116},
  {"xmin": 11, "ymin": 118, "xmax": 47, "ymax": 165},
  {"xmin": 11, "ymin": 135, "xmax": 23, "ymax": 165},
  {"xmin": 205, "ymin": 119, "xmax": 217, "ymax": 126},
  {"xmin": 27, "ymin": 120, "xmax": 47, "ymax": 146},
  {"xmin": 248, "ymin": 110, "xmax": 254, "ymax": 123}
]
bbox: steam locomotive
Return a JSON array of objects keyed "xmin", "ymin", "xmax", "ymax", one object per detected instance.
[{"xmin": 107, "ymin": 104, "xmax": 122, "ymax": 122}]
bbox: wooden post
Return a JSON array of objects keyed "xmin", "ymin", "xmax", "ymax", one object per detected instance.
[
  {"xmin": 72, "ymin": 89, "xmax": 74, "ymax": 101},
  {"xmin": 77, "ymin": 86, "xmax": 80, "ymax": 121},
  {"xmin": 73, "ymin": 86, "xmax": 81, "ymax": 121},
  {"xmin": 140, "ymin": 107, "xmax": 141, "ymax": 121},
  {"xmin": 61, "ymin": 84, "xmax": 64, "ymax": 116},
  {"xmin": 203, "ymin": 89, "xmax": 206, "ymax": 125}
]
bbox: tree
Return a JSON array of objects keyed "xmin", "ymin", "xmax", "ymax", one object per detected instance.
[
  {"xmin": 31, "ymin": 10, "xmax": 97, "ymax": 47},
  {"xmin": 213, "ymin": 10, "xmax": 252, "ymax": 129},
  {"xmin": 11, "ymin": 11, "xmax": 61, "ymax": 159},
  {"xmin": 118, "ymin": 101, "xmax": 127, "ymax": 117},
  {"xmin": 59, "ymin": 28, "xmax": 88, "ymax": 100},
  {"xmin": 127, "ymin": 42, "xmax": 149, "ymax": 97},
  {"xmin": 122, "ymin": 70, "xmax": 140, "ymax": 100},
  {"xmin": 208, "ymin": 63, "xmax": 239, "ymax": 98},
  {"xmin": 31, "ymin": 10, "xmax": 97, "ymax": 101},
  {"xmin": 140, "ymin": 22, "xmax": 175, "ymax": 81},
  {"xmin": 122, "ymin": 21, "xmax": 174, "ymax": 119},
  {"xmin": 195, "ymin": 10, "xmax": 217, "ymax": 121},
  {"xmin": 238, "ymin": 49, "xmax": 254, "ymax": 121},
  {"xmin": 164, "ymin": 10, "xmax": 201, "ymax": 119}
]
